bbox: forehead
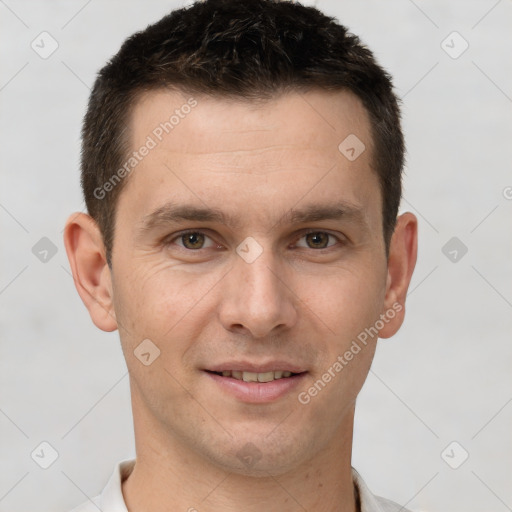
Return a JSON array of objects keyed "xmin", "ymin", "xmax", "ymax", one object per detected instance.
[
  {"xmin": 129, "ymin": 88, "xmax": 372, "ymax": 157},
  {"xmin": 118, "ymin": 88, "xmax": 380, "ymax": 233}
]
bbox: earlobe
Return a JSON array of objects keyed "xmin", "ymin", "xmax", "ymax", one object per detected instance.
[
  {"xmin": 379, "ymin": 212, "xmax": 418, "ymax": 339},
  {"xmin": 63, "ymin": 213, "xmax": 118, "ymax": 332}
]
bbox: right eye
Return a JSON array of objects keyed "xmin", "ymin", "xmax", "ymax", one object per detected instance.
[{"xmin": 164, "ymin": 230, "xmax": 220, "ymax": 251}]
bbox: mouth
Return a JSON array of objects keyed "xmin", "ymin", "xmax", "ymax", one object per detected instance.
[
  {"xmin": 203, "ymin": 366, "xmax": 308, "ymax": 403},
  {"xmin": 205, "ymin": 369, "xmax": 304, "ymax": 382}
]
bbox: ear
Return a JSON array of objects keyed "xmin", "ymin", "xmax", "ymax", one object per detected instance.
[
  {"xmin": 378, "ymin": 212, "xmax": 418, "ymax": 339},
  {"xmin": 63, "ymin": 213, "xmax": 118, "ymax": 332}
]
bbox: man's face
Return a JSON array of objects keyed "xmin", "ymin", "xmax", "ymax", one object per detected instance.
[{"xmin": 109, "ymin": 89, "xmax": 394, "ymax": 474}]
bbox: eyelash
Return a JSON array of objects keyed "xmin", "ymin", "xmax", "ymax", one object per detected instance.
[{"xmin": 164, "ymin": 229, "xmax": 344, "ymax": 253}]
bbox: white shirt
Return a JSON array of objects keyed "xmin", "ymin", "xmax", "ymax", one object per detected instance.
[{"xmin": 70, "ymin": 459, "xmax": 411, "ymax": 512}]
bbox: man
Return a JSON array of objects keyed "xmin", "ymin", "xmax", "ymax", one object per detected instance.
[{"xmin": 64, "ymin": 0, "xmax": 418, "ymax": 510}]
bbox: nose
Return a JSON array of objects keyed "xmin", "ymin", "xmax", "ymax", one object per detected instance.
[{"xmin": 218, "ymin": 246, "xmax": 298, "ymax": 340}]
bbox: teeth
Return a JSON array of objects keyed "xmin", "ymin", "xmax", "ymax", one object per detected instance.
[
  {"xmin": 257, "ymin": 371, "xmax": 275, "ymax": 383},
  {"xmin": 216, "ymin": 370, "xmax": 297, "ymax": 382}
]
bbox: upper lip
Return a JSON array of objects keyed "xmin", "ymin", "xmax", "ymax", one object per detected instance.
[{"xmin": 205, "ymin": 361, "xmax": 308, "ymax": 373}]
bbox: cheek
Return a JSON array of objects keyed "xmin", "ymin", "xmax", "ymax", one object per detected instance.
[
  {"xmin": 298, "ymin": 262, "xmax": 387, "ymax": 343},
  {"xmin": 112, "ymin": 260, "xmax": 225, "ymax": 351},
  {"xmin": 293, "ymin": 270, "xmax": 384, "ymax": 427},
  {"xmin": 112, "ymin": 264, "xmax": 208, "ymax": 409}
]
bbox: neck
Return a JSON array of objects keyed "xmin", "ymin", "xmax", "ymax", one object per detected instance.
[{"xmin": 122, "ymin": 389, "xmax": 357, "ymax": 512}]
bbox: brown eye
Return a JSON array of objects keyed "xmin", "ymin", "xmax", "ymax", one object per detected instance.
[
  {"xmin": 295, "ymin": 230, "xmax": 345, "ymax": 251},
  {"xmin": 165, "ymin": 230, "xmax": 216, "ymax": 251},
  {"xmin": 180, "ymin": 232, "xmax": 206, "ymax": 250},
  {"xmin": 305, "ymin": 232, "xmax": 330, "ymax": 249}
]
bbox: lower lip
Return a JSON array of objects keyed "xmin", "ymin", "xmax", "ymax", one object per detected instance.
[{"xmin": 204, "ymin": 371, "xmax": 308, "ymax": 403}]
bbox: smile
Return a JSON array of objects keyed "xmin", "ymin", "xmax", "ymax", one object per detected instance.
[
  {"xmin": 204, "ymin": 368, "xmax": 308, "ymax": 403},
  {"xmin": 207, "ymin": 370, "xmax": 299, "ymax": 382}
]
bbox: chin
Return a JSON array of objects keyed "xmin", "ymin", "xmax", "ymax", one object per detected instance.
[{"xmin": 199, "ymin": 428, "xmax": 317, "ymax": 477}]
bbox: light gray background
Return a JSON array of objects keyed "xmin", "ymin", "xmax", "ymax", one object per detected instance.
[{"xmin": 1, "ymin": 1, "xmax": 511, "ymax": 511}]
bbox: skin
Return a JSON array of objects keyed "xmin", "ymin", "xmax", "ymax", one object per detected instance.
[{"xmin": 64, "ymin": 89, "xmax": 417, "ymax": 512}]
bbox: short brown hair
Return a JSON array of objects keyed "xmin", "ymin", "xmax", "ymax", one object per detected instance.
[{"xmin": 81, "ymin": 0, "xmax": 404, "ymax": 266}]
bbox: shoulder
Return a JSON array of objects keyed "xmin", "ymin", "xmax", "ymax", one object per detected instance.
[
  {"xmin": 66, "ymin": 458, "xmax": 135, "ymax": 512},
  {"xmin": 352, "ymin": 467, "xmax": 413, "ymax": 512}
]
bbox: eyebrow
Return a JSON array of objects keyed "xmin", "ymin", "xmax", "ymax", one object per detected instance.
[{"xmin": 138, "ymin": 201, "xmax": 367, "ymax": 235}]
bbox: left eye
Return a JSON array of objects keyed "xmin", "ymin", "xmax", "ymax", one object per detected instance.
[{"xmin": 295, "ymin": 231, "xmax": 339, "ymax": 250}]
